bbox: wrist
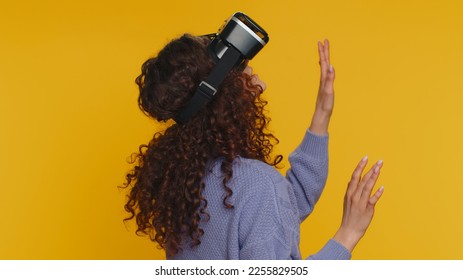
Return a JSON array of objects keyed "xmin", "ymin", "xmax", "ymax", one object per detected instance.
[
  {"xmin": 309, "ymin": 110, "xmax": 331, "ymax": 135},
  {"xmin": 333, "ymin": 227, "xmax": 364, "ymax": 253}
]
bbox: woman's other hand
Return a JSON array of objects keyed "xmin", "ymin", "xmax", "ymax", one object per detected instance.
[
  {"xmin": 309, "ymin": 39, "xmax": 335, "ymax": 135},
  {"xmin": 333, "ymin": 156, "xmax": 385, "ymax": 252}
]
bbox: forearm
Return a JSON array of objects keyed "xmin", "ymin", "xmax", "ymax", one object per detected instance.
[{"xmin": 309, "ymin": 109, "xmax": 332, "ymax": 136}]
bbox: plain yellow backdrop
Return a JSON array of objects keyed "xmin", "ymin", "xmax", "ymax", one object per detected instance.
[{"xmin": 1, "ymin": 0, "xmax": 463, "ymax": 259}]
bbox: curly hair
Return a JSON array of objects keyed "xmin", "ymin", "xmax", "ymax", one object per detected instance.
[{"xmin": 122, "ymin": 34, "xmax": 282, "ymax": 257}]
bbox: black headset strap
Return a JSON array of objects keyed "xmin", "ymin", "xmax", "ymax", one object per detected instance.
[{"xmin": 174, "ymin": 47, "xmax": 241, "ymax": 124}]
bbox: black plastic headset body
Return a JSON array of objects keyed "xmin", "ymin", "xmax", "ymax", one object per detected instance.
[{"xmin": 174, "ymin": 12, "xmax": 269, "ymax": 124}]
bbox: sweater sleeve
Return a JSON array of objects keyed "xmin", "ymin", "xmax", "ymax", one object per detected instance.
[
  {"xmin": 286, "ymin": 129, "xmax": 329, "ymax": 222},
  {"xmin": 306, "ymin": 239, "xmax": 352, "ymax": 260}
]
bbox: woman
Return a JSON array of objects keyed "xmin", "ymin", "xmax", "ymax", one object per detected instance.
[{"xmin": 123, "ymin": 34, "xmax": 384, "ymax": 259}]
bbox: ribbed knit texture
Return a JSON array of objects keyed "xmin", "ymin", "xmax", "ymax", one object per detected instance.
[{"xmin": 169, "ymin": 129, "xmax": 351, "ymax": 260}]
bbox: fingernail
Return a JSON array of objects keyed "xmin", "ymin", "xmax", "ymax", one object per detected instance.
[
  {"xmin": 329, "ymin": 65, "xmax": 333, "ymax": 73},
  {"xmin": 379, "ymin": 186, "xmax": 384, "ymax": 192},
  {"xmin": 377, "ymin": 159, "xmax": 383, "ymax": 166},
  {"xmin": 362, "ymin": 155, "xmax": 368, "ymax": 162},
  {"xmin": 374, "ymin": 166, "xmax": 380, "ymax": 174}
]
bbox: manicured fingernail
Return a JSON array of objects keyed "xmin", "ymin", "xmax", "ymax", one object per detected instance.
[
  {"xmin": 329, "ymin": 65, "xmax": 334, "ymax": 73},
  {"xmin": 377, "ymin": 160, "xmax": 383, "ymax": 165},
  {"xmin": 362, "ymin": 155, "xmax": 368, "ymax": 162},
  {"xmin": 374, "ymin": 166, "xmax": 380, "ymax": 174},
  {"xmin": 379, "ymin": 186, "xmax": 384, "ymax": 192}
]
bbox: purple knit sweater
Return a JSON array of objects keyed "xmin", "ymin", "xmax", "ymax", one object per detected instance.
[{"xmin": 169, "ymin": 129, "xmax": 351, "ymax": 260}]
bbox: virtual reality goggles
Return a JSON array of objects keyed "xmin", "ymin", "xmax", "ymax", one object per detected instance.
[{"xmin": 174, "ymin": 12, "xmax": 269, "ymax": 124}]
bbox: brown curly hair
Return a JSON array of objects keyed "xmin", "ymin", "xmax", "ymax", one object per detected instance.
[{"xmin": 122, "ymin": 34, "xmax": 282, "ymax": 257}]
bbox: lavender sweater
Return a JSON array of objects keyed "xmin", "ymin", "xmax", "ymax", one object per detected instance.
[{"xmin": 170, "ymin": 129, "xmax": 351, "ymax": 260}]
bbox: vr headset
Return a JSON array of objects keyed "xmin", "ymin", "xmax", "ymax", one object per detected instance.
[{"xmin": 174, "ymin": 12, "xmax": 269, "ymax": 124}]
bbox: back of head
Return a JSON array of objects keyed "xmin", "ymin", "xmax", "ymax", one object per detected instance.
[{"xmin": 136, "ymin": 34, "xmax": 215, "ymax": 122}]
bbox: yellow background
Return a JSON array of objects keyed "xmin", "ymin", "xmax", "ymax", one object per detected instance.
[{"xmin": 1, "ymin": 0, "xmax": 462, "ymax": 259}]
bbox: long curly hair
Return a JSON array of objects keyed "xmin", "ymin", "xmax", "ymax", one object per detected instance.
[{"xmin": 122, "ymin": 34, "xmax": 282, "ymax": 257}]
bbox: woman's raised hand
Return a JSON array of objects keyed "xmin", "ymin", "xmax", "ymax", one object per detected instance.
[
  {"xmin": 309, "ymin": 39, "xmax": 335, "ymax": 135},
  {"xmin": 333, "ymin": 157, "xmax": 385, "ymax": 252}
]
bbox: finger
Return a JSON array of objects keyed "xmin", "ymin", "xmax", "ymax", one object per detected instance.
[
  {"xmin": 347, "ymin": 156, "xmax": 368, "ymax": 197},
  {"xmin": 320, "ymin": 68, "xmax": 336, "ymax": 95},
  {"xmin": 325, "ymin": 39, "xmax": 330, "ymax": 65},
  {"xmin": 318, "ymin": 41, "xmax": 325, "ymax": 66},
  {"xmin": 325, "ymin": 64, "xmax": 335, "ymax": 88},
  {"xmin": 325, "ymin": 39, "xmax": 334, "ymax": 80},
  {"xmin": 318, "ymin": 40, "xmax": 328, "ymax": 66},
  {"xmin": 322, "ymin": 40, "xmax": 334, "ymax": 88},
  {"xmin": 354, "ymin": 160, "xmax": 382, "ymax": 201},
  {"xmin": 360, "ymin": 163, "xmax": 383, "ymax": 204},
  {"xmin": 359, "ymin": 160, "xmax": 383, "ymax": 189},
  {"xmin": 318, "ymin": 41, "xmax": 327, "ymax": 81},
  {"xmin": 368, "ymin": 186, "xmax": 384, "ymax": 206}
]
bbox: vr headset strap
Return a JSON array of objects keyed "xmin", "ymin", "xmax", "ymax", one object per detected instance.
[{"xmin": 174, "ymin": 47, "xmax": 241, "ymax": 124}]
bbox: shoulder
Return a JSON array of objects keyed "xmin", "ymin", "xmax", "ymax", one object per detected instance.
[
  {"xmin": 211, "ymin": 156, "xmax": 281, "ymax": 184},
  {"xmin": 234, "ymin": 157, "xmax": 280, "ymax": 179},
  {"xmin": 207, "ymin": 157, "xmax": 285, "ymax": 198}
]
